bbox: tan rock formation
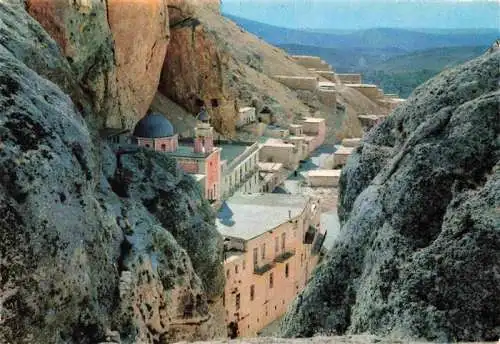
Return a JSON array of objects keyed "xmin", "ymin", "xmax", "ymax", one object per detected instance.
[
  {"xmin": 159, "ymin": 0, "xmax": 237, "ymax": 136},
  {"xmin": 25, "ymin": 0, "xmax": 169, "ymax": 128}
]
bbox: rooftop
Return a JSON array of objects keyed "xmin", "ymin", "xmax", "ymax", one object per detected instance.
[
  {"xmin": 346, "ymin": 84, "xmax": 378, "ymax": 88},
  {"xmin": 239, "ymin": 107, "xmax": 255, "ymax": 112},
  {"xmin": 219, "ymin": 143, "xmax": 249, "ymax": 162},
  {"xmin": 258, "ymin": 162, "xmax": 283, "ymax": 172},
  {"xmin": 274, "ymin": 75, "xmax": 317, "ymax": 80},
  {"xmin": 289, "ymin": 124, "xmax": 303, "ymax": 128},
  {"xmin": 303, "ymin": 117, "xmax": 325, "ymax": 123},
  {"xmin": 168, "ymin": 144, "xmax": 218, "ymax": 159},
  {"xmin": 216, "ymin": 193, "xmax": 310, "ymax": 241},
  {"xmin": 133, "ymin": 112, "xmax": 175, "ymax": 138},
  {"xmin": 335, "ymin": 146, "xmax": 355, "ymax": 155},
  {"xmin": 307, "ymin": 169, "xmax": 342, "ymax": 178}
]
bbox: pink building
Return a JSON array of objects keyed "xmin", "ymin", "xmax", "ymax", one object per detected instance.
[
  {"xmin": 134, "ymin": 110, "xmax": 221, "ymax": 201},
  {"xmin": 217, "ymin": 194, "xmax": 326, "ymax": 338}
]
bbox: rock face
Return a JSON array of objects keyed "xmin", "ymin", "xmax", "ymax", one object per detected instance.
[
  {"xmin": 159, "ymin": 0, "xmax": 237, "ymax": 136},
  {"xmin": 281, "ymin": 51, "xmax": 500, "ymax": 341},
  {"xmin": 0, "ymin": 2, "xmax": 224, "ymax": 343},
  {"xmin": 25, "ymin": 0, "xmax": 169, "ymax": 128}
]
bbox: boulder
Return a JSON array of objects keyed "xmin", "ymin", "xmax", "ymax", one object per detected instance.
[{"xmin": 281, "ymin": 51, "xmax": 500, "ymax": 341}]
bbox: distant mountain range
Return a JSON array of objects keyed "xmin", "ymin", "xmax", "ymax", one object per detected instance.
[
  {"xmin": 224, "ymin": 14, "xmax": 498, "ymax": 52},
  {"xmin": 224, "ymin": 14, "xmax": 497, "ymax": 97}
]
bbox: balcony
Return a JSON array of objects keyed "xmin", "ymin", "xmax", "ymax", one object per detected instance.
[
  {"xmin": 253, "ymin": 262, "xmax": 275, "ymax": 275},
  {"xmin": 274, "ymin": 249, "xmax": 295, "ymax": 263}
]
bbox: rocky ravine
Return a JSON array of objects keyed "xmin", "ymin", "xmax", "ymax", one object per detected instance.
[
  {"xmin": 0, "ymin": 2, "xmax": 224, "ymax": 343},
  {"xmin": 281, "ymin": 51, "xmax": 500, "ymax": 341}
]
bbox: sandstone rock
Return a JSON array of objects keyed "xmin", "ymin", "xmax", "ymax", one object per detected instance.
[
  {"xmin": 281, "ymin": 51, "xmax": 500, "ymax": 341},
  {"xmin": 0, "ymin": 3, "xmax": 224, "ymax": 343},
  {"xmin": 25, "ymin": 0, "xmax": 169, "ymax": 128},
  {"xmin": 159, "ymin": 0, "xmax": 237, "ymax": 136}
]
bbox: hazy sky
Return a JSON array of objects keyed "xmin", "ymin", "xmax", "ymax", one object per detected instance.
[{"xmin": 221, "ymin": 0, "xmax": 500, "ymax": 30}]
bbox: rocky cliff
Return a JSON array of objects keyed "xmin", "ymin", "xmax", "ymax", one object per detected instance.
[
  {"xmin": 281, "ymin": 51, "xmax": 500, "ymax": 341},
  {"xmin": 0, "ymin": 2, "xmax": 224, "ymax": 343},
  {"xmin": 25, "ymin": 0, "xmax": 169, "ymax": 128}
]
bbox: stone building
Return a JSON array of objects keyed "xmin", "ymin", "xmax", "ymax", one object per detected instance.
[
  {"xmin": 220, "ymin": 141, "xmax": 261, "ymax": 199},
  {"xmin": 217, "ymin": 194, "xmax": 325, "ymax": 338},
  {"xmin": 237, "ymin": 107, "xmax": 257, "ymax": 128},
  {"xmin": 134, "ymin": 110, "xmax": 222, "ymax": 201},
  {"xmin": 258, "ymin": 162, "xmax": 287, "ymax": 193},
  {"xmin": 259, "ymin": 139, "xmax": 300, "ymax": 170},
  {"xmin": 302, "ymin": 117, "xmax": 326, "ymax": 153}
]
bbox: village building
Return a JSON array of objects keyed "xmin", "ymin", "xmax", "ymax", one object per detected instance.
[
  {"xmin": 333, "ymin": 145, "xmax": 355, "ymax": 168},
  {"xmin": 258, "ymin": 162, "xmax": 286, "ymax": 193},
  {"xmin": 336, "ymin": 73, "xmax": 362, "ymax": 84},
  {"xmin": 346, "ymin": 83, "xmax": 384, "ymax": 101},
  {"xmin": 237, "ymin": 107, "xmax": 257, "ymax": 128},
  {"xmin": 264, "ymin": 125, "xmax": 290, "ymax": 139},
  {"xmin": 272, "ymin": 75, "xmax": 318, "ymax": 91},
  {"xmin": 259, "ymin": 138, "xmax": 300, "ymax": 170},
  {"xmin": 133, "ymin": 110, "xmax": 222, "ymax": 201},
  {"xmin": 301, "ymin": 117, "xmax": 326, "ymax": 153},
  {"xmin": 220, "ymin": 141, "xmax": 261, "ymax": 200},
  {"xmin": 307, "ymin": 169, "xmax": 342, "ymax": 187},
  {"xmin": 341, "ymin": 138, "xmax": 362, "ymax": 148},
  {"xmin": 217, "ymin": 193, "xmax": 325, "ymax": 338}
]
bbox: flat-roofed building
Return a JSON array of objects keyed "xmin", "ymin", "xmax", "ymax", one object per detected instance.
[
  {"xmin": 265, "ymin": 125, "xmax": 290, "ymax": 139},
  {"xmin": 341, "ymin": 138, "xmax": 362, "ymax": 148},
  {"xmin": 302, "ymin": 117, "xmax": 326, "ymax": 152},
  {"xmin": 258, "ymin": 162, "xmax": 286, "ymax": 193},
  {"xmin": 307, "ymin": 169, "xmax": 342, "ymax": 187},
  {"xmin": 220, "ymin": 141, "xmax": 261, "ymax": 199},
  {"xmin": 272, "ymin": 75, "xmax": 318, "ymax": 91},
  {"xmin": 259, "ymin": 138, "xmax": 300, "ymax": 170},
  {"xmin": 217, "ymin": 194, "xmax": 325, "ymax": 338},
  {"xmin": 337, "ymin": 73, "xmax": 362, "ymax": 84},
  {"xmin": 333, "ymin": 146, "xmax": 355, "ymax": 167},
  {"xmin": 237, "ymin": 107, "xmax": 257, "ymax": 128}
]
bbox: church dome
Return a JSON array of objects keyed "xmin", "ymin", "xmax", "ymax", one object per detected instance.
[
  {"xmin": 133, "ymin": 112, "xmax": 174, "ymax": 138},
  {"xmin": 197, "ymin": 108, "xmax": 210, "ymax": 122}
]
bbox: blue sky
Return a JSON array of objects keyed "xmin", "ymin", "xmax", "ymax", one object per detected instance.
[{"xmin": 221, "ymin": 0, "xmax": 500, "ymax": 30}]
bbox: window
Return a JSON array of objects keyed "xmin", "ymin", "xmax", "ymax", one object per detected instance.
[
  {"xmin": 285, "ymin": 263, "xmax": 289, "ymax": 278},
  {"xmin": 281, "ymin": 233, "xmax": 286, "ymax": 251},
  {"xmin": 222, "ymin": 292, "xmax": 225, "ymax": 307},
  {"xmin": 261, "ymin": 243, "xmax": 266, "ymax": 260},
  {"xmin": 226, "ymin": 269, "xmax": 230, "ymax": 279},
  {"xmin": 275, "ymin": 237, "xmax": 279, "ymax": 254},
  {"xmin": 242, "ymin": 260, "xmax": 246, "ymax": 270},
  {"xmin": 250, "ymin": 285, "xmax": 255, "ymax": 301},
  {"xmin": 145, "ymin": 144, "xmax": 150, "ymax": 148},
  {"xmin": 253, "ymin": 248, "xmax": 258, "ymax": 267},
  {"xmin": 301, "ymin": 253, "xmax": 304, "ymax": 266},
  {"xmin": 211, "ymin": 98, "xmax": 219, "ymax": 108},
  {"xmin": 235, "ymin": 265, "xmax": 239, "ymax": 274},
  {"xmin": 236, "ymin": 293, "xmax": 240, "ymax": 310},
  {"xmin": 269, "ymin": 272, "xmax": 274, "ymax": 288}
]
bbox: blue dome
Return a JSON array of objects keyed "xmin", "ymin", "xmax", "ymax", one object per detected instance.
[
  {"xmin": 197, "ymin": 108, "xmax": 210, "ymax": 122},
  {"xmin": 133, "ymin": 112, "xmax": 174, "ymax": 138}
]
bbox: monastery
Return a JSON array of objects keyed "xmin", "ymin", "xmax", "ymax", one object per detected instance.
[
  {"xmin": 217, "ymin": 193, "xmax": 326, "ymax": 337},
  {"xmin": 102, "ymin": 52, "xmax": 399, "ymax": 339}
]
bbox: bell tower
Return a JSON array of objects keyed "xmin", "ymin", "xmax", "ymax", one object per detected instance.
[{"xmin": 194, "ymin": 107, "xmax": 214, "ymax": 154}]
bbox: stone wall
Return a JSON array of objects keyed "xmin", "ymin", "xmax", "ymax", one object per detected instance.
[
  {"xmin": 317, "ymin": 89, "xmax": 337, "ymax": 107},
  {"xmin": 337, "ymin": 73, "xmax": 362, "ymax": 84},
  {"xmin": 273, "ymin": 75, "xmax": 318, "ymax": 91},
  {"xmin": 292, "ymin": 55, "xmax": 331, "ymax": 70}
]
